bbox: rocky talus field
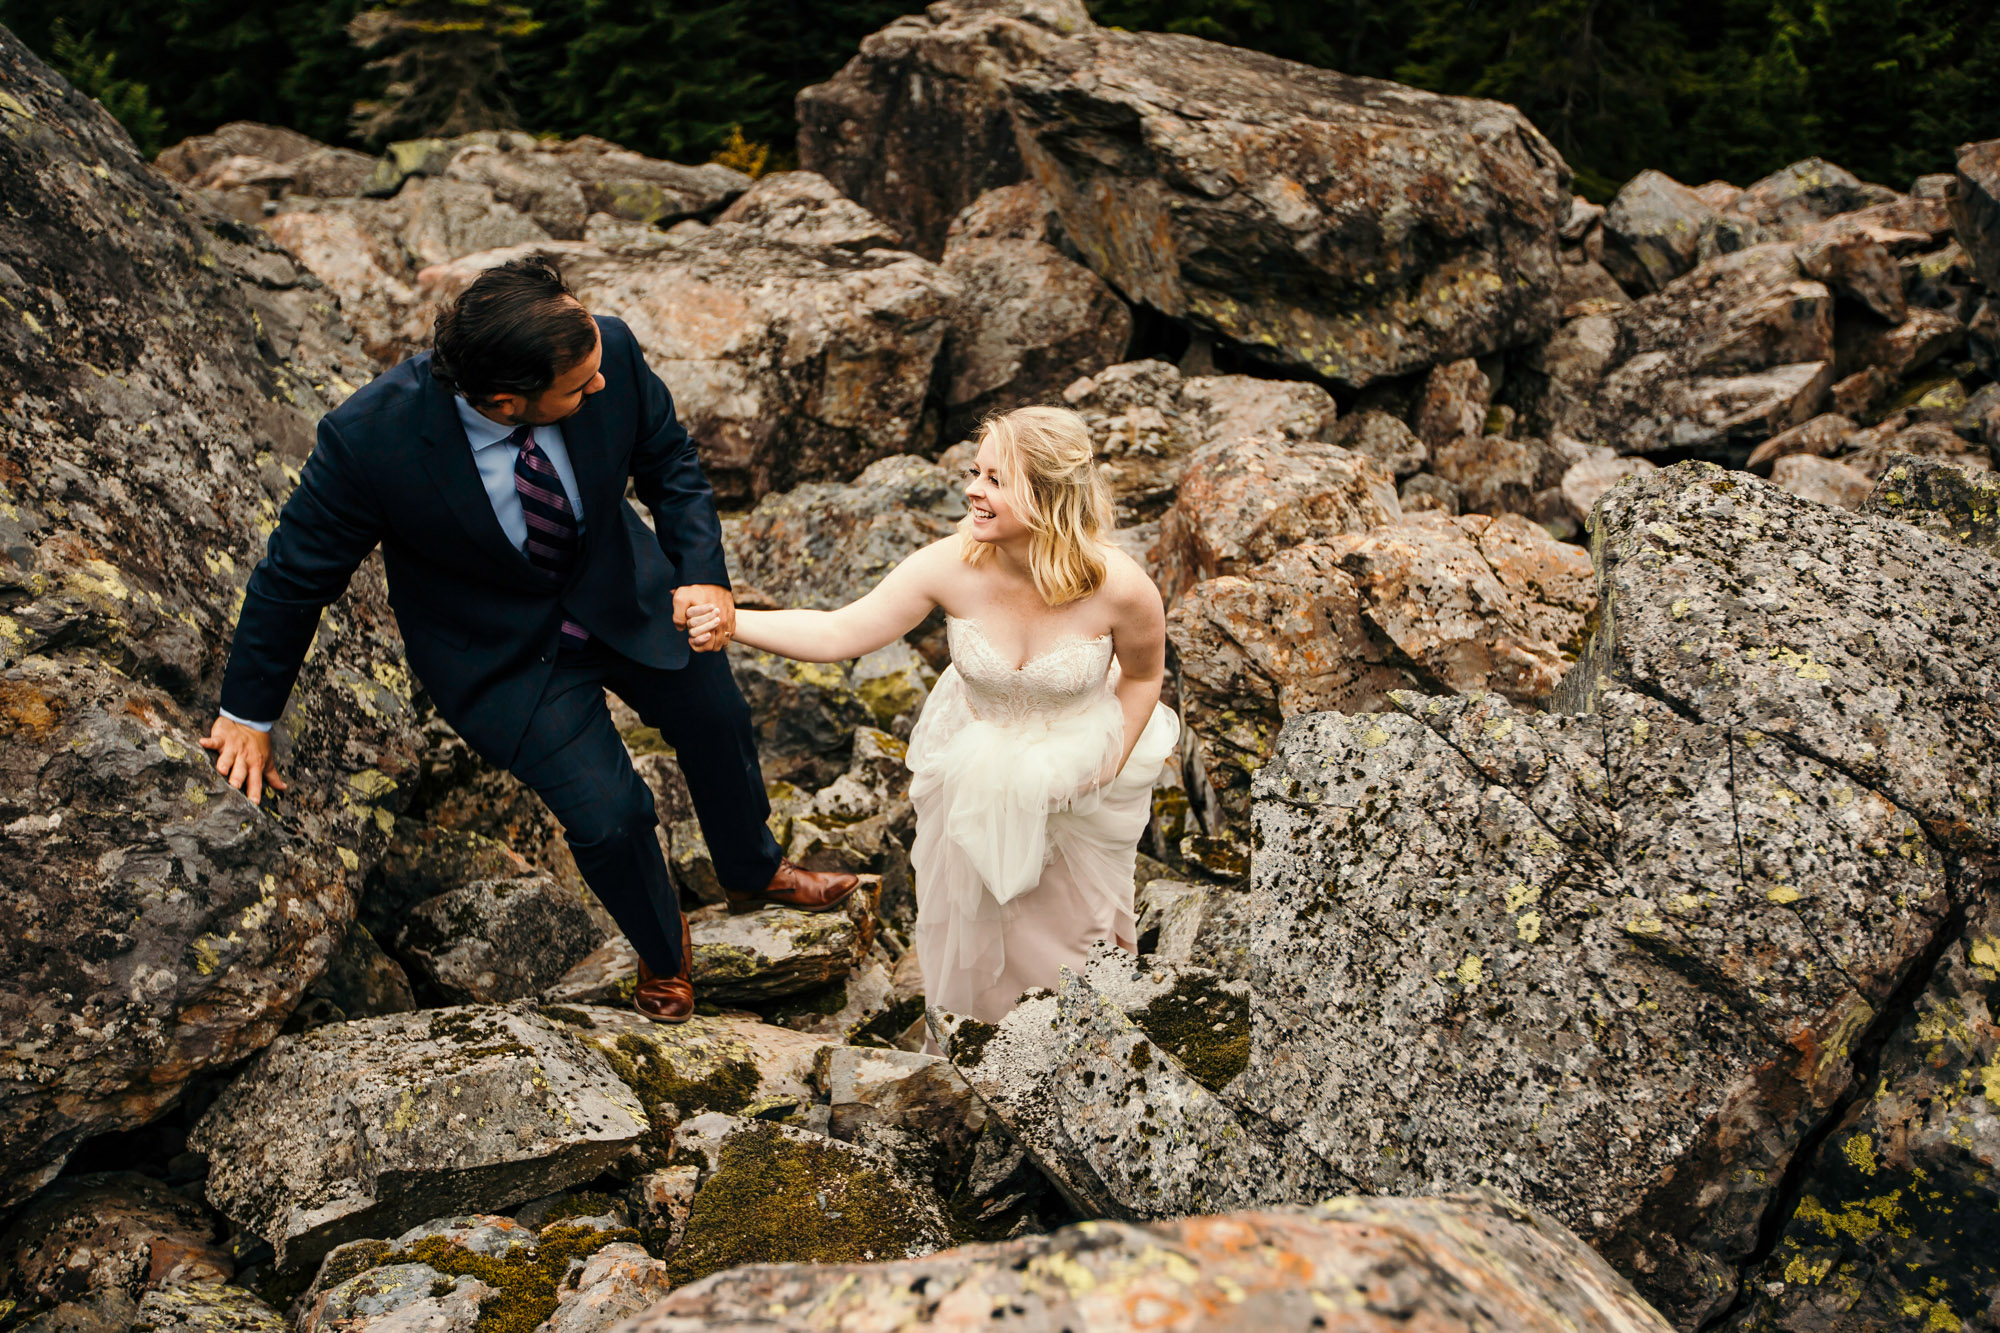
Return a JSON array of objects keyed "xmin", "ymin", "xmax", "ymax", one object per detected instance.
[{"xmin": 2, "ymin": 2, "xmax": 1996, "ymax": 1330}]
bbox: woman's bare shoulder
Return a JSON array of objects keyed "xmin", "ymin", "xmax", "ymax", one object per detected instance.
[{"xmin": 1097, "ymin": 543, "xmax": 1166, "ymax": 625}]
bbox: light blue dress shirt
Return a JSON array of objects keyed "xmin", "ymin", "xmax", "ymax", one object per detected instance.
[{"xmin": 222, "ymin": 398, "xmax": 590, "ymax": 731}]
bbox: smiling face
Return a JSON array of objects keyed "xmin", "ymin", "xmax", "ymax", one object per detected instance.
[{"xmin": 963, "ymin": 434, "xmax": 1032, "ymax": 547}]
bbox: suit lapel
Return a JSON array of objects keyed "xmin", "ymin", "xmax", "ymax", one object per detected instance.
[{"xmin": 416, "ymin": 375, "xmax": 539, "ymax": 576}]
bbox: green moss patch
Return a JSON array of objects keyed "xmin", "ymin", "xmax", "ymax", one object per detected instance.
[
  {"xmin": 665, "ymin": 1125, "xmax": 936, "ymax": 1287},
  {"xmin": 1131, "ymin": 976, "xmax": 1251, "ymax": 1093},
  {"xmin": 599, "ymin": 1032, "xmax": 759, "ymax": 1152},
  {"xmin": 396, "ymin": 1224, "xmax": 639, "ymax": 1333},
  {"xmin": 538, "ymin": 1005, "xmax": 596, "ymax": 1028}
]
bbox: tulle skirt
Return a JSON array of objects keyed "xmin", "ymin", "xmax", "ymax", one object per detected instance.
[{"xmin": 907, "ymin": 667, "xmax": 1180, "ymax": 1025}]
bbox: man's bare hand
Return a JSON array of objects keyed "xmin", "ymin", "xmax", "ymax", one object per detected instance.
[
  {"xmin": 673, "ymin": 584, "xmax": 735, "ymax": 652},
  {"xmin": 200, "ymin": 718, "xmax": 289, "ymax": 805}
]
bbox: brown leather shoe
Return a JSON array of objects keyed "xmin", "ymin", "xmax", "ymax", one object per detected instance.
[
  {"xmin": 633, "ymin": 914, "xmax": 694, "ymax": 1024},
  {"xmin": 726, "ymin": 860, "xmax": 863, "ymax": 915}
]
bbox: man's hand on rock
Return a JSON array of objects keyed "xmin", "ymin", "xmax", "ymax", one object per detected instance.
[
  {"xmin": 200, "ymin": 718, "xmax": 289, "ymax": 805},
  {"xmin": 674, "ymin": 584, "xmax": 735, "ymax": 652}
]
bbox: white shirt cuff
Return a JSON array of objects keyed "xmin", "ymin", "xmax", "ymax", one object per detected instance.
[{"xmin": 219, "ymin": 709, "xmax": 274, "ymax": 733}]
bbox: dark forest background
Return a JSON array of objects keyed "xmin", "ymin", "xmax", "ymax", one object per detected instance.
[{"xmin": 2, "ymin": 0, "xmax": 1996, "ymax": 199}]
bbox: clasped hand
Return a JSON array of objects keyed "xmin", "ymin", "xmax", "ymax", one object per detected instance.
[{"xmin": 674, "ymin": 585, "xmax": 734, "ymax": 652}]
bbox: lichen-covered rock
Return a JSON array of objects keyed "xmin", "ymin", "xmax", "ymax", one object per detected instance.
[
  {"xmin": 302, "ymin": 922, "xmax": 418, "ymax": 1023},
  {"xmin": 1557, "ymin": 464, "xmax": 1999, "ymax": 856},
  {"xmin": 1154, "ymin": 436, "xmax": 1399, "ymax": 604},
  {"xmin": 0, "ymin": 26, "xmax": 420, "ymax": 1209},
  {"xmin": 1523, "ymin": 242, "xmax": 1835, "ymax": 457},
  {"xmin": 1560, "ymin": 453, "xmax": 1657, "ymax": 525},
  {"xmin": 1729, "ymin": 897, "xmax": 2000, "ymax": 1333},
  {"xmin": 722, "ymin": 456, "xmax": 963, "ymax": 610},
  {"xmin": 1411, "ymin": 357, "xmax": 1494, "ymax": 448},
  {"xmin": 411, "ymin": 178, "xmax": 957, "ymax": 503},
  {"xmin": 190, "ymin": 1007, "xmax": 648, "ymax": 1272},
  {"xmin": 1834, "ymin": 305, "xmax": 1964, "ymax": 380},
  {"xmin": 634, "ymin": 1193, "xmax": 1675, "ymax": 1333},
  {"xmin": 299, "ymin": 1264, "xmax": 490, "ymax": 1333},
  {"xmin": 727, "ymin": 650, "xmax": 871, "ymax": 790},
  {"xmin": 395, "ymin": 875, "xmax": 607, "ymax": 1004},
  {"xmin": 939, "ymin": 199, "xmax": 1132, "ymax": 437},
  {"xmin": 541, "ymin": 1242, "xmax": 672, "ymax": 1333},
  {"xmin": 560, "ymin": 1007, "xmax": 829, "ymax": 1145},
  {"xmin": 688, "ymin": 891, "xmax": 873, "ymax": 1004},
  {"xmin": 1430, "ymin": 431, "xmax": 1586, "ymax": 519},
  {"xmin": 1729, "ymin": 158, "xmax": 1900, "ymax": 235},
  {"xmin": 361, "ymin": 819, "xmax": 536, "ymax": 941},
  {"xmin": 1861, "ymin": 452, "xmax": 2000, "ymax": 555},
  {"xmin": 1, "ymin": 1172, "xmax": 232, "ymax": 1306},
  {"xmin": 132, "ymin": 1284, "xmax": 285, "ymax": 1333},
  {"xmin": 1771, "ymin": 454, "xmax": 1874, "ymax": 510},
  {"xmin": 664, "ymin": 1114, "xmax": 952, "ymax": 1287},
  {"xmin": 1602, "ymin": 169, "xmax": 1723, "ymax": 292},
  {"xmin": 1245, "ymin": 685, "xmax": 1950, "ymax": 1327},
  {"xmin": 1329, "ymin": 410, "xmax": 1428, "ymax": 479},
  {"xmin": 797, "ymin": 1, "xmax": 1089, "ymax": 259},
  {"xmin": 999, "ymin": 20, "xmax": 1570, "ymax": 385},
  {"xmin": 1743, "ymin": 411, "xmax": 1855, "ymax": 471},
  {"xmin": 935, "ymin": 948, "xmax": 1338, "ymax": 1218},
  {"xmin": 1794, "ymin": 224, "xmax": 1907, "ymax": 323},
  {"xmin": 541, "ymin": 935, "xmax": 642, "ymax": 1007},
  {"xmin": 1060, "ymin": 360, "xmax": 1340, "ymax": 524},
  {"xmin": 1167, "ymin": 511, "xmax": 1593, "ymax": 826}
]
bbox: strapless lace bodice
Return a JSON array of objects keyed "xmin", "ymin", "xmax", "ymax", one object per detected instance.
[{"xmin": 944, "ymin": 615, "xmax": 1115, "ymax": 727}]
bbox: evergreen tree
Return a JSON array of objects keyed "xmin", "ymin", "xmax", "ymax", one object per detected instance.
[
  {"xmin": 347, "ymin": 0, "xmax": 539, "ymax": 144},
  {"xmin": 45, "ymin": 18, "xmax": 166, "ymax": 153}
]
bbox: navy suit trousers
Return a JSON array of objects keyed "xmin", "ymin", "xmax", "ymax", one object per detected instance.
[{"xmin": 509, "ymin": 639, "xmax": 783, "ymax": 974}]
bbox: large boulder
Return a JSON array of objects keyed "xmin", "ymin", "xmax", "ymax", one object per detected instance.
[
  {"xmin": 0, "ymin": 28, "xmax": 422, "ymax": 1207},
  {"xmin": 189, "ymin": 1007, "xmax": 649, "ymax": 1272},
  {"xmin": 1524, "ymin": 242, "xmax": 1835, "ymax": 457},
  {"xmin": 1001, "ymin": 19, "xmax": 1570, "ymax": 385},
  {"xmin": 1951, "ymin": 138, "xmax": 2000, "ymax": 291},
  {"xmin": 413, "ymin": 175, "xmax": 958, "ymax": 503},
  {"xmin": 939, "ymin": 185, "xmax": 1132, "ymax": 437},
  {"xmin": 803, "ymin": 2, "xmax": 1571, "ymax": 383},
  {"xmin": 797, "ymin": 1, "xmax": 1090, "ymax": 259},
  {"xmin": 1167, "ymin": 512, "xmax": 1594, "ymax": 828},
  {"xmin": 963, "ymin": 465, "xmax": 1996, "ymax": 1327},
  {"xmin": 1601, "ymin": 169, "xmax": 1723, "ymax": 293},
  {"xmin": 1060, "ymin": 359, "xmax": 1341, "ymax": 525},
  {"xmin": 394, "ymin": 874, "xmax": 607, "ymax": 1004},
  {"xmin": 1154, "ymin": 436, "xmax": 1400, "ymax": 604},
  {"xmin": 1731, "ymin": 895, "xmax": 2000, "ymax": 1333},
  {"xmin": 1727, "ymin": 157, "xmax": 1900, "ymax": 236},
  {"xmin": 629, "ymin": 1193, "xmax": 1676, "ymax": 1333},
  {"xmin": 1, "ymin": 1172, "xmax": 231, "ymax": 1307}
]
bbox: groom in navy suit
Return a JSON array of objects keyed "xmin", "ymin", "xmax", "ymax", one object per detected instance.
[{"xmin": 203, "ymin": 254, "xmax": 857, "ymax": 1023}]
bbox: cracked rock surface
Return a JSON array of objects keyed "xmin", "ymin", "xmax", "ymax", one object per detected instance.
[{"xmin": 0, "ymin": 26, "xmax": 420, "ymax": 1209}]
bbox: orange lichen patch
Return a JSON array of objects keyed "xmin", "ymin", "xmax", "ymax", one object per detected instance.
[{"xmin": 0, "ymin": 679, "xmax": 63, "ymax": 738}]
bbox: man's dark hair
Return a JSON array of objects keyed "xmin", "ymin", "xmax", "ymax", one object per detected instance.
[{"xmin": 430, "ymin": 254, "xmax": 600, "ymax": 405}]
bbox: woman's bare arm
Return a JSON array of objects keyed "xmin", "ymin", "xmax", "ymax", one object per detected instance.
[
  {"xmin": 1104, "ymin": 554, "xmax": 1169, "ymax": 773},
  {"xmin": 696, "ymin": 538, "xmax": 954, "ymax": 663}
]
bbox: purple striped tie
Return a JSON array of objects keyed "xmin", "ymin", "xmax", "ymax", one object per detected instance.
[{"xmin": 510, "ymin": 425, "xmax": 589, "ymax": 648}]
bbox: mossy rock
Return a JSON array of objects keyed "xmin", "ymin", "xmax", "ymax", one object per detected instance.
[{"xmin": 666, "ymin": 1122, "xmax": 949, "ymax": 1287}]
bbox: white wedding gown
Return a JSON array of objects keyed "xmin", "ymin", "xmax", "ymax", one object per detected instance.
[{"xmin": 907, "ymin": 614, "xmax": 1180, "ymax": 1025}]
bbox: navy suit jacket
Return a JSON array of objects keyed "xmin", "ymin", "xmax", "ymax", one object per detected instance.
[{"xmin": 219, "ymin": 316, "xmax": 728, "ymax": 764}]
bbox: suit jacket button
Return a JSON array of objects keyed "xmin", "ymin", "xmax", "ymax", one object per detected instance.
[{"xmin": 540, "ymin": 652, "xmax": 553, "ymax": 663}]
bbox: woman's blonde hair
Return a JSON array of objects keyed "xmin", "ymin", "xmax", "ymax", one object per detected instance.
[{"xmin": 958, "ymin": 405, "xmax": 1115, "ymax": 606}]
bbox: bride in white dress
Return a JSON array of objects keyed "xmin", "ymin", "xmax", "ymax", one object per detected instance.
[{"xmin": 686, "ymin": 406, "xmax": 1179, "ymax": 1025}]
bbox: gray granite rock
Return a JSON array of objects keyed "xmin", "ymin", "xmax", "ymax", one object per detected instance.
[
  {"xmin": 1557, "ymin": 463, "xmax": 1999, "ymax": 855},
  {"xmin": 190, "ymin": 1007, "xmax": 648, "ymax": 1272},
  {"xmin": 1952, "ymin": 138, "xmax": 2000, "ymax": 291},
  {"xmin": 627, "ymin": 1193, "xmax": 1677, "ymax": 1333},
  {"xmin": 395, "ymin": 875, "xmax": 606, "ymax": 1005},
  {"xmin": 935, "ymin": 948, "xmax": 1341, "ymax": 1219},
  {"xmin": 0, "ymin": 26, "xmax": 417, "ymax": 1209}
]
